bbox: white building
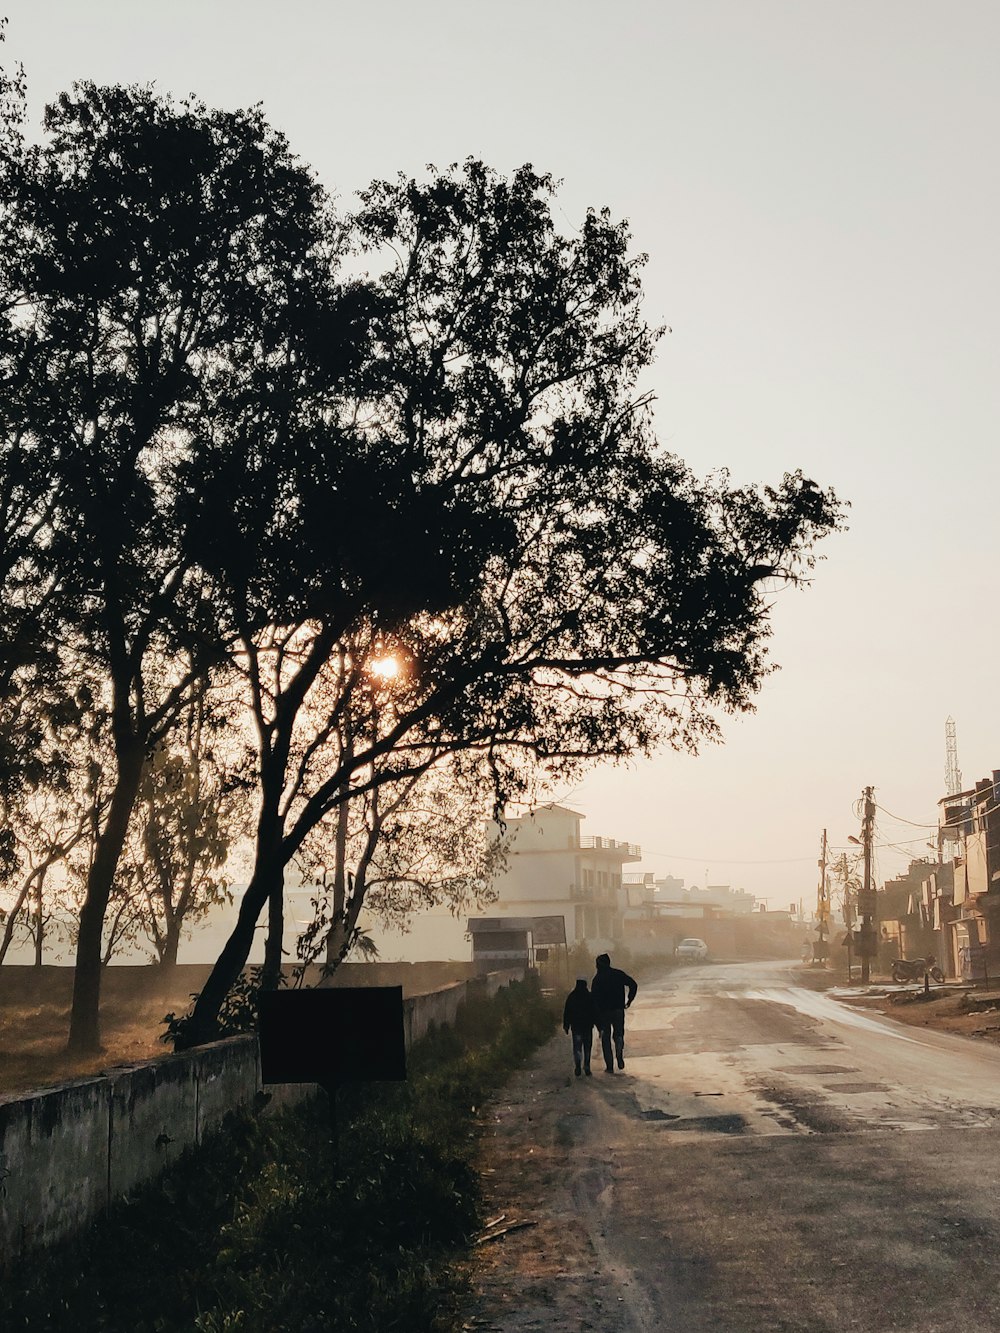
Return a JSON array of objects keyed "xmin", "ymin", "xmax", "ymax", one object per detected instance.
[{"xmin": 484, "ymin": 804, "xmax": 640, "ymax": 949}]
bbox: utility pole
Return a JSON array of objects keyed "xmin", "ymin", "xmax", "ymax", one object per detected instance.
[
  {"xmin": 841, "ymin": 852, "xmax": 854, "ymax": 982},
  {"xmin": 859, "ymin": 787, "xmax": 876, "ymax": 984},
  {"xmin": 815, "ymin": 829, "xmax": 829, "ymax": 965}
]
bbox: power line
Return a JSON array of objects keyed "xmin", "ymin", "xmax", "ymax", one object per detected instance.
[
  {"xmin": 879, "ymin": 839, "xmax": 935, "ymax": 858},
  {"xmin": 873, "ymin": 803, "xmax": 938, "ymax": 829},
  {"xmin": 640, "ymin": 848, "xmax": 818, "ymax": 865},
  {"xmin": 642, "ymin": 837, "xmax": 931, "ymax": 867},
  {"xmin": 879, "ymin": 836, "xmax": 935, "ymax": 848}
]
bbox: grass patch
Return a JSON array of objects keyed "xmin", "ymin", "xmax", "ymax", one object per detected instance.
[{"xmin": 0, "ymin": 976, "xmax": 558, "ymax": 1332}]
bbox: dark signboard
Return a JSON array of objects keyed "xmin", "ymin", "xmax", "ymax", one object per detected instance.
[
  {"xmin": 856, "ymin": 890, "xmax": 877, "ymax": 917},
  {"xmin": 258, "ymin": 987, "xmax": 406, "ymax": 1087}
]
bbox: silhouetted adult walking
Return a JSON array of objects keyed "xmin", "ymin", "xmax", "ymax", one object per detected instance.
[{"xmin": 592, "ymin": 953, "xmax": 637, "ymax": 1073}]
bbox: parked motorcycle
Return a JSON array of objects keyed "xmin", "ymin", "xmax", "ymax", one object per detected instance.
[{"xmin": 891, "ymin": 955, "xmax": 945, "ymax": 985}]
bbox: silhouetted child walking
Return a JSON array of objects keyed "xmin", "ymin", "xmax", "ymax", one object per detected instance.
[{"xmin": 563, "ymin": 978, "xmax": 597, "ymax": 1076}]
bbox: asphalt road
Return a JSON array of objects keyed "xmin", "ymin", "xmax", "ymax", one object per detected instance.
[{"xmin": 465, "ymin": 959, "xmax": 1000, "ymax": 1333}]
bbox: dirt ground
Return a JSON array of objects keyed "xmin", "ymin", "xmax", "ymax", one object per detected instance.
[
  {"xmin": 838, "ymin": 981, "xmax": 1000, "ymax": 1044},
  {"xmin": 0, "ymin": 965, "xmax": 215, "ymax": 1095},
  {"xmin": 0, "ymin": 959, "xmax": 484, "ymax": 1098},
  {"xmin": 458, "ymin": 1033, "xmax": 635, "ymax": 1332}
]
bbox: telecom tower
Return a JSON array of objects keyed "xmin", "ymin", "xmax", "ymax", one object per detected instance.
[{"xmin": 945, "ymin": 716, "xmax": 963, "ymax": 796}]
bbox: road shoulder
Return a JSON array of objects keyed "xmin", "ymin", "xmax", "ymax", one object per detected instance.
[{"xmin": 457, "ymin": 1029, "xmax": 639, "ymax": 1332}]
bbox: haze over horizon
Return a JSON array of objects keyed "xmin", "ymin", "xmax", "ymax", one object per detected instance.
[{"xmin": 6, "ymin": 0, "xmax": 997, "ymax": 910}]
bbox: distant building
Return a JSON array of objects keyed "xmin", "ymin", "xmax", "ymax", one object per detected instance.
[
  {"xmin": 648, "ymin": 878, "xmax": 755, "ymax": 916},
  {"xmin": 938, "ymin": 772, "xmax": 1000, "ymax": 979},
  {"xmin": 482, "ymin": 804, "xmax": 640, "ymax": 949},
  {"xmin": 917, "ymin": 861, "xmax": 956, "ymax": 971},
  {"xmin": 876, "ymin": 858, "xmax": 937, "ymax": 969},
  {"xmin": 615, "ymin": 866, "xmax": 763, "ymax": 957}
]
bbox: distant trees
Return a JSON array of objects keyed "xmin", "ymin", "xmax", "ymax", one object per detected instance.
[
  {"xmin": 0, "ymin": 785, "xmax": 92, "ymax": 966},
  {"xmin": 0, "ymin": 688, "xmax": 108, "ymax": 970},
  {"xmin": 291, "ymin": 752, "xmax": 508, "ymax": 975},
  {"xmin": 122, "ymin": 690, "xmax": 245, "ymax": 969},
  {"xmin": 0, "ymin": 44, "xmax": 845, "ymax": 1051}
]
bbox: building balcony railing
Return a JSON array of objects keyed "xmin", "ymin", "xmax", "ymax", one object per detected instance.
[
  {"xmin": 579, "ymin": 836, "xmax": 641, "ymax": 858},
  {"xmin": 570, "ymin": 885, "xmax": 620, "ymax": 902}
]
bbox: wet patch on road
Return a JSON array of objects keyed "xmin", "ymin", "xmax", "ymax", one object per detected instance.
[
  {"xmin": 661, "ymin": 1114, "xmax": 748, "ymax": 1134},
  {"xmin": 754, "ymin": 1080, "xmax": 854, "ymax": 1134},
  {"xmin": 610, "ymin": 1086, "xmax": 745, "ymax": 1134},
  {"xmin": 822, "ymin": 1082, "xmax": 891, "ymax": 1094},
  {"xmin": 668, "ymin": 996, "xmax": 826, "ymax": 1054},
  {"xmin": 775, "ymin": 1064, "xmax": 859, "ymax": 1075},
  {"xmin": 555, "ymin": 1110, "xmax": 595, "ymax": 1148},
  {"xmin": 759, "ymin": 1108, "xmax": 802, "ymax": 1131}
]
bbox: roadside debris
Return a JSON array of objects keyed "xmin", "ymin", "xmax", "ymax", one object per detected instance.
[{"xmin": 474, "ymin": 1218, "xmax": 538, "ymax": 1245}]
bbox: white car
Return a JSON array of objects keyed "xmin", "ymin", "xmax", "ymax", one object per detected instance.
[{"xmin": 675, "ymin": 937, "xmax": 709, "ymax": 962}]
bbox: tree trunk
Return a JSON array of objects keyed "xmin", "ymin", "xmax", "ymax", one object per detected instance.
[
  {"xmin": 33, "ymin": 868, "xmax": 43, "ymax": 967},
  {"xmin": 325, "ymin": 794, "xmax": 350, "ymax": 966},
  {"xmin": 176, "ymin": 644, "xmax": 334, "ymax": 1047},
  {"xmin": 174, "ymin": 849, "xmax": 283, "ymax": 1049},
  {"xmin": 67, "ymin": 744, "xmax": 144, "ymax": 1053},
  {"xmin": 261, "ymin": 882, "xmax": 284, "ymax": 990},
  {"xmin": 158, "ymin": 919, "xmax": 180, "ymax": 970}
]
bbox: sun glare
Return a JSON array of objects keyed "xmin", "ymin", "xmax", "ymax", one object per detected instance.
[{"xmin": 369, "ymin": 655, "xmax": 401, "ymax": 682}]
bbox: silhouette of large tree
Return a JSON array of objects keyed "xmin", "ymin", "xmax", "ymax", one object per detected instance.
[
  {"xmin": 1, "ymin": 53, "xmax": 843, "ymax": 1050},
  {"xmin": 0, "ymin": 30, "xmax": 59, "ymax": 846},
  {"xmin": 1, "ymin": 81, "xmax": 338, "ymax": 1050},
  {"xmin": 176, "ymin": 161, "xmax": 844, "ymax": 1046}
]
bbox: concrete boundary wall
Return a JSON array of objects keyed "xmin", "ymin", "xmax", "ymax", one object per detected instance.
[{"xmin": 0, "ymin": 969, "xmax": 524, "ymax": 1262}]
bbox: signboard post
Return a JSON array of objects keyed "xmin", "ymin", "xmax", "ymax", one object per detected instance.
[{"xmin": 258, "ymin": 987, "xmax": 407, "ymax": 1156}]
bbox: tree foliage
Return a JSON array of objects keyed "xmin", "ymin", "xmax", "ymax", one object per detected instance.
[
  {"xmin": 178, "ymin": 160, "xmax": 842, "ymax": 1045},
  {"xmin": 122, "ymin": 689, "xmax": 245, "ymax": 967}
]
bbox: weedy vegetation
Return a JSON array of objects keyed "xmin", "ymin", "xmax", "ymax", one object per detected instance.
[{"xmin": 0, "ymin": 977, "xmax": 558, "ymax": 1332}]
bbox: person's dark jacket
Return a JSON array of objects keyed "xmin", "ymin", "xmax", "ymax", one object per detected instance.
[
  {"xmin": 591, "ymin": 963, "xmax": 638, "ymax": 1012},
  {"xmin": 563, "ymin": 981, "xmax": 597, "ymax": 1032}
]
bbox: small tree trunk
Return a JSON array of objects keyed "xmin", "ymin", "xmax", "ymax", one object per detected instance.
[
  {"xmin": 68, "ymin": 744, "xmax": 144, "ymax": 1053},
  {"xmin": 0, "ymin": 873, "xmax": 33, "ymax": 965},
  {"xmin": 33, "ymin": 870, "xmax": 43, "ymax": 968},
  {"xmin": 177, "ymin": 705, "xmax": 310, "ymax": 1047}
]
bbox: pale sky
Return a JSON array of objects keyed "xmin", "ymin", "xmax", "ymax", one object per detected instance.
[{"xmin": 5, "ymin": 1, "xmax": 999, "ymax": 907}]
